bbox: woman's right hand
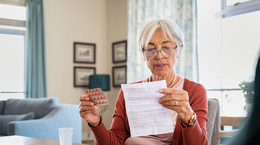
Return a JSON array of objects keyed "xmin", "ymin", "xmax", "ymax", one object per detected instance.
[{"xmin": 79, "ymin": 95, "xmax": 101, "ymax": 127}]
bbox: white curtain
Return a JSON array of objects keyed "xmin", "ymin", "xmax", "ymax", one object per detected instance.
[{"xmin": 127, "ymin": 0, "xmax": 198, "ymax": 83}]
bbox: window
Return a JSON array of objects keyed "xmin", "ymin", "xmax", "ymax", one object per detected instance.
[
  {"xmin": 198, "ymin": 0, "xmax": 260, "ymax": 116},
  {"xmin": 0, "ymin": 3, "xmax": 26, "ymax": 100}
]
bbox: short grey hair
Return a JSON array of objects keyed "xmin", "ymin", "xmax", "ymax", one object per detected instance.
[{"xmin": 138, "ymin": 19, "xmax": 184, "ymax": 54}]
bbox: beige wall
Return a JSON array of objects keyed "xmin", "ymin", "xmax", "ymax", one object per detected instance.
[
  {"xmin": 44, "ymin": 0, "xmax": 127, "ymax": 141},
  {"xmin": 105, "ymin": 0, "xmax": 128, "ymax": 127}
]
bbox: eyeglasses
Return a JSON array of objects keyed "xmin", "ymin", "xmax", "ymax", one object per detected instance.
[{"xmin": 143, "ymin": 46, "xmax": 177, "ymax": 59}]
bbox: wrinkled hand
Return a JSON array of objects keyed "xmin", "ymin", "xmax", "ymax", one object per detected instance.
[
  {"xmin": 158, "ymin": 88, "xmax": 193, "ymax": 124},
  {"xmin": 79, "ymin": 95, "xmax": 101, "ymax": 127}
]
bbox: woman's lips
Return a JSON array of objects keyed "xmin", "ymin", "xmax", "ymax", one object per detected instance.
[{"xmin": 155, "ymin": 64, "xmax": 167, "ymax": 69}]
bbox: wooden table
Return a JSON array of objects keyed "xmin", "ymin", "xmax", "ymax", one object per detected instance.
[
  {"xmin": 0, "ymin": 135, "xmax": 88, "ymax": 145},
  {"xmin": 219, "ymin": 116, "xmax": 248, "ymax": 137}
]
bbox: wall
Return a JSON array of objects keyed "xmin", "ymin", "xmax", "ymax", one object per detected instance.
[
  {"xmin": 105, "ymin": 0, "xmax": 127, "ymax": 128},
  {"xmin": 44, "ymin": 0, "xmax": 127, "ymax": 141}
]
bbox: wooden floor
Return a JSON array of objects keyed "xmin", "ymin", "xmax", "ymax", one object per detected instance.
[{"xmin": 82, "ymin": 140, "xmax": 95, "ymax": 145}]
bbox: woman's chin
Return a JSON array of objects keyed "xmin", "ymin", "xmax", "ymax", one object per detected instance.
[
  {"xmin": 152, "ymin": 72, "xmax": 168, "ymax": 79},
  {"xmin": 152, "ymin": 70, "xmax": 172, "ymax": 78}
]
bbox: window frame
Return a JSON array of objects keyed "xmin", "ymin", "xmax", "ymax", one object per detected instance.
[
  {"xmin": 221, "ymin": 0, "xmax": 260, "ymax": 18},
  {"xmin": 0, "ymin": 26, "xmax": 25, "ymax": 36}
]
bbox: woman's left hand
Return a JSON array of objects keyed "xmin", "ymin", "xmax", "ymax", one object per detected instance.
[{"xmin": 158, "ymin": 88, "xmax": 194, "ymax": 124}]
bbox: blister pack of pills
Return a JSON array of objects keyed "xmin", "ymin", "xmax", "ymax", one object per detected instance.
[{"xmin": 85, "ymin": 88, "xmax": 108, "ymax": 105}]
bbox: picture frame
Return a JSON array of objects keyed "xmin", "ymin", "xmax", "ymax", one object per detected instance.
[
  {"xmin": 112, "ymin": 65, "xmax": 127, "ymax": 87},
  {"xmin": 112, "ymin": 40, "xmax": 127, "ymax": 63},
  {"xmin": 74, "ymin": 42, "xmax": 96, "ymax": 64},
  {"xmin": 74, "ymin": 67, "xmax": 96, "ymax": 87}
]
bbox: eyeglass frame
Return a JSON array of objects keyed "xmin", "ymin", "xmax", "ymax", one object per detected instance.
[{"xmin": 142, "ymin": 46, "xmax": 179, "ymax": 60}]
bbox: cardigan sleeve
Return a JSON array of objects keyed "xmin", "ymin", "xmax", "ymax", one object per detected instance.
[
  {"xmin": 181, "ymin": 81, "xmax": 209, "ymax": 145},
  {"xmin": 90, "ymin": 89, "xmax": 130, "ymax": 145}
]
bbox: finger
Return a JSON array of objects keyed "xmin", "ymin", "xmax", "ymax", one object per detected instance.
[
  {"xmin": 79, "ymin": 110, "xmax": 88, "ymax": 115},
  {"xmin": 159, "ymin": 88, "xmax": 187, "ymax": 95},
  {"xmin": 79, "ymin": 110, "xmax": 93, "ymax": 118},
  {"xmin": 80, "ymin": 101, "xmax": 95, "ymax": 106},
  {"xmin": 161, "ymin": 104, "xmax": 180, "ymax": 111},
  {"xmin": 161, "ymin": 104, "xmax": 187, "ymax": 113},
  {"xmin": 79, "ymin": 112, "xmax": 85, "ymax": 118},
  {"xmin": 158, "ymin": 94, "xmax": 185, "ymax": 104},
  {"xmin": 79, "ymin": 95, "xmax": 90, "ymax": 101},
  {"xmin": 160, "ymin": 100, "xmax": 186, "ymax": 107},
  {"xmin": 79, "ymin": 106, "xmax": 95, "ymax": 111}
]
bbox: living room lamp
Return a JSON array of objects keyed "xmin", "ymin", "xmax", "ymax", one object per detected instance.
[{"xmin": 89, "ymin": 74, "xmax": 110, "ymax": 91}]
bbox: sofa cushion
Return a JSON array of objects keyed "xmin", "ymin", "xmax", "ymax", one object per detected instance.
[
  {"xmin": 0, "ymin": 101, "xmax": 5, "ymax": 115},
  {"xmin": 0, "ymin": 112, "xmax": 34, "ymax": 135},
  {"xmin": 4, "ymin": 98, "xmax": 59, "ymax": 119}
]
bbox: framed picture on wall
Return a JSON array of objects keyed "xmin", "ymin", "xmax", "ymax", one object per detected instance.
[
  {"xmin": 112, "ymin": 65, "xmax": 127, "ymax": 87},
  {"xmin": 74, "ymin": 42, "xmax": 96, "ymax": 64},
  {"xmin": 74, "ymin": 67, "xmax": 96, "ymax": 87},
  {"xmin": 112, "ymin": 40, "xmax": 127, "ymax": 63}
]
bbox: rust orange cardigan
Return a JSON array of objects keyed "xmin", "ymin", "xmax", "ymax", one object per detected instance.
[{"xmin": 90, "ymin": 78, "xmax": 208, "ymax": 145}]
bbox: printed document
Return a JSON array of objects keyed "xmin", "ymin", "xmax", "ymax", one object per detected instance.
[{"xmin": 121, "ymin": 80, "xmax": 173, "ymax": 137}]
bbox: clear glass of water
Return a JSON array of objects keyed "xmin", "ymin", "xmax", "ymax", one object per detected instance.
[{"xmin": 59, "ymin": 128, "xmax": 73, "ymax": 145}]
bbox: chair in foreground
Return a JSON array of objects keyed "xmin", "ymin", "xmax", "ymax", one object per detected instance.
[{"xmin": 206, "ymin": 98, "xmax": 220, "ymax": 145}]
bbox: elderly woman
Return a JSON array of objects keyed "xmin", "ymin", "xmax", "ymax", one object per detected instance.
[{"xmin": 79, "ymin": 19, "xmax": 208, "ymax": 145}]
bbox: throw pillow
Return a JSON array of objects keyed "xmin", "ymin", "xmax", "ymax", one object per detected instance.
[
  {"xmin": 0, "ymin": 100, "xmax": 5, "ymax": 114},
  {"xmin": 4, "ymin": 98, "xmax": 59, "ymax": 119},
  {"xmin": 0, "ymin": 112, "xmax": 34, "ymax": 135}
]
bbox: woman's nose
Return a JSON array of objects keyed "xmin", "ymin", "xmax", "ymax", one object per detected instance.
[{"xmin": 155, "ymin": 50, "xmax": 164, "ymax": 59}]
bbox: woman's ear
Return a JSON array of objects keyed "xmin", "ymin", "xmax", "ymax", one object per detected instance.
[
  {"xmin": 143, "ymin": 55, "xmax": 147, "ymax": 61},
  {"xmin": 142, "ymin": 48, "xmax": 147, "ymax": 61},
  {"xmin": 176, "ymin": 51, "xmax": 181, "ymax": 59},
  {"xmin": 175, "ymin": 45, "xmax": 183, "ymax": 59}
]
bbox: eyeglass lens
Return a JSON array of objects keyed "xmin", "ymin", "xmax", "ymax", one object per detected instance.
[{"xmin": 144, "ymin": 47, "xmax": 176, "ymax": 59}]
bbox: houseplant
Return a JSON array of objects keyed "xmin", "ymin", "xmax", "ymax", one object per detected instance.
[{"xmin": 239, "ymin": 80, "xmax": 255, "ymax": 113}]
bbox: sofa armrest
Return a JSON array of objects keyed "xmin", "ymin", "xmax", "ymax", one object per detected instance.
[{"xmin": 8, "ymin": 104, "xmax": 82, "ymax": 143}]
